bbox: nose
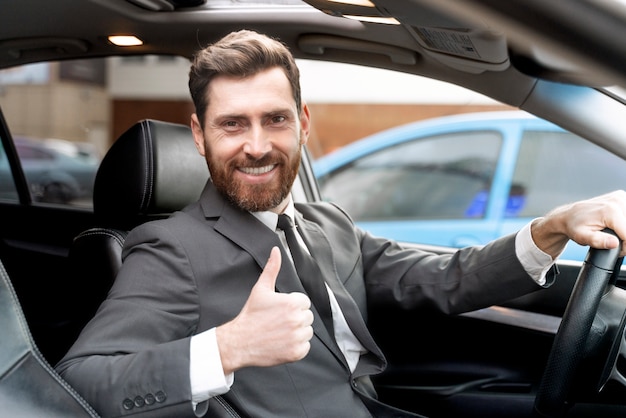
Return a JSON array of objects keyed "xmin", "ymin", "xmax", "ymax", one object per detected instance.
[{"xmin": 242, "ymin": 125, "xmax": 271, "ymax": 158}]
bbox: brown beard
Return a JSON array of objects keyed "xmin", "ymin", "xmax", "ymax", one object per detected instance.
[{"xmin": 208, "ymin": 148, "xmax": 301, "ymax": 212}]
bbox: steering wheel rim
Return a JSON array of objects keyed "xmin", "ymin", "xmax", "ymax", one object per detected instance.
[{"xmin": 534, "ymin": 230, "xmax": 622, "ymax": 417}]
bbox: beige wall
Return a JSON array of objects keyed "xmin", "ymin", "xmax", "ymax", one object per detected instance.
[{"xmin": 0, "ymin": 82, "xmax": 110, "ymax": 155}]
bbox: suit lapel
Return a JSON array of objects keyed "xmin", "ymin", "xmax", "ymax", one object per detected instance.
[{"xmin": 295, "ymin": 212, "xmax": 386, "ymax": 371}]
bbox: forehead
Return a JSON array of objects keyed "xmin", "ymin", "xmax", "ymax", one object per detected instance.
[{"xmin": 206, "ymin": 67, "xmax": 295, "ymax": 115}]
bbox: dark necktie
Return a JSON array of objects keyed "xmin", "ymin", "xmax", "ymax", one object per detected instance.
[{"xmin": 277, "ymin": 214, "xmax": 335, "ymax": 336}]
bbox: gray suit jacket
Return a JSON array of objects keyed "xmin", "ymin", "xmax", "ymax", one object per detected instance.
[{"xmin": 56, "ymin": 181, "xmax": 545, "ymax": 417}]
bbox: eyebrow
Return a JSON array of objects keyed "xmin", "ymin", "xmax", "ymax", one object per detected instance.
[{"xmin": 213, "ymin": 107, "xmax": 295, "ymax": 121}]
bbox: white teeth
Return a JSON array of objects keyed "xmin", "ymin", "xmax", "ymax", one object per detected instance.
[{"xmin": 239, "ymin": 165, "xmax": 275, "ymax": 175}]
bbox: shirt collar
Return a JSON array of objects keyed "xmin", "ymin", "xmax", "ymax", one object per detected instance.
[{"xmin": 251, "ymin": 197, "xmax": 296, "ymax": 231}]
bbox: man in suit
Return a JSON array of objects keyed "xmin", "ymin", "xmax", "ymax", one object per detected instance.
[{"xmin": 56, "ymin": 30, "xmax": 626, "ymax": 417}]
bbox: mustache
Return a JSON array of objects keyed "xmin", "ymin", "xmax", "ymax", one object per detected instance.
[{"xmin": 233, "ymin": 153, "xmax": 283, "ymax": 168}]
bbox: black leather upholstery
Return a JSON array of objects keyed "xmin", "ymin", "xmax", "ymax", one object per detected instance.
[
  {"xmin": 0, "ymin": 258, "xmax": 100, "ymax": 417},
  {"xmin": 94, "ymin": 119, "xmax": 210, "ymax": 230},
  {"xmin": 67, "ymin": 120, "xmax": 240, "ymax": 417},
  {"xmin": 67, "ymin": 119, "xmax": 210, "ymax": 338}
]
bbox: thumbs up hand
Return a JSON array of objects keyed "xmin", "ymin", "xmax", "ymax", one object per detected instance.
[{"xmin": 216, "ymin": 247, "xmax": 314, "ymax": 374}]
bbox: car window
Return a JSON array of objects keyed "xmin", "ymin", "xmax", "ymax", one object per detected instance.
[
  {"xmin": 317, "ymin": 131, "xmax": 502, "ymax": 220},
  {"xmin": 509, "ymin": 130, "xmax": 626, "ymax": 218},
  {"xmin": 0, "ymin": 56, "xmax": 201, "ymax": 208},
  {"xmin": 0, "ymin": 60, "xmax": 108, "ymax": 207},
  {"xmin": 11, "ymin": 137, "xmax": 100, "ymax": 205}
]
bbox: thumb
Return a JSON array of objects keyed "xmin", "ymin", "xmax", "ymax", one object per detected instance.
[
  {"xmin": 596, "ymin": 228, "xmax": 621, "ymax": 250},
  {"xmin": 255, "ymin": 246, "xmax": 282, "ymax": 292}
]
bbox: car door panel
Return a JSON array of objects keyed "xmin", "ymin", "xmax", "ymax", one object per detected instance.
[
  {"xmin": 368, "ymin": 249, "xmax": 625, "ymax": 418},
  {"xmin": 370, "ymin": 304, "xmax": 551, "ymax": 418},
  {"xmin": 0, "ymin": 202, "xmax": 95, "ymax": 363}
]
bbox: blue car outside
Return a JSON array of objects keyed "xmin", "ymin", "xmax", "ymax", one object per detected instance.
[{"xmin": 313, "ymin": 111, "xmax": 626, "ymax": 262}]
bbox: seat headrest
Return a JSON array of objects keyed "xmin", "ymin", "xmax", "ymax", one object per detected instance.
[{"xmin": 94, "ymin": 119, "xmax": 209, "ymax": 230}]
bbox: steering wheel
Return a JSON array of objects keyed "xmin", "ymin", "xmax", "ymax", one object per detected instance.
[{"xmin": 534, "ymin": 229, "xmax": 624, "ymax": 417}]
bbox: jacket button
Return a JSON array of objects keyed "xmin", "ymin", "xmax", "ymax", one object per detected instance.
[
  {"xmin": 134, "ymin": 396, "xmax": 145, "ymax": 408},
  {"xmin": 122, "ymin": 398, "xmax": 134, "ymax": 410},
  {"xmin": 145, "ymin": 393, "xmax": 156, "ymax": 405},
  {"xmin": 155, "ymin": 390, "xmax": 167, "ymax": 403}
]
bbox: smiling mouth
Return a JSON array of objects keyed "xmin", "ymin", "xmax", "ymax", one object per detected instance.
[{"xmin": 238, "ymin": 164, "xmax": 276, "ymax": 175}]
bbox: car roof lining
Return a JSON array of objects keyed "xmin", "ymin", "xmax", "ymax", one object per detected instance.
[
  {"xmin": 3, "ymin": 0, "xmax": 623, "ymax": 88},
  {"xmin": 407, "ymin": 0, "xmax": 626, "ymax": 88}
]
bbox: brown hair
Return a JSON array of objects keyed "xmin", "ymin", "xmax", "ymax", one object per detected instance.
[{"xmin": 189, "ymin": 30, "xmax": 302, "ymax": 128}]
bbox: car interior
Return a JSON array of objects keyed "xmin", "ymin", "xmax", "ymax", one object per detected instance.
[{"xmin": 3, "ymin": 1, "xmax": 626, "ymax": 417}]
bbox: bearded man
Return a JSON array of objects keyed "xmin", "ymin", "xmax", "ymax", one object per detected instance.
[{"xmin": 56, "ymin": 30, "xmax": 626, "ymax": 418}]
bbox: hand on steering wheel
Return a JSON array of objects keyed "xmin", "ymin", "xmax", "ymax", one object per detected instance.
[{"xmin": 534, "ymin": 229, "xmax": 623, "ymax": 417}]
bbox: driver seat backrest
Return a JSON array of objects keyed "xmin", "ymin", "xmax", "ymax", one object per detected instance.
[
  {"xmin": 67, "ymin": 119, "xmax": 241, "ymax": 418},
  {"xmin": 67, "ymin": 119, "xmax": 210, "ymax": 340},
  {"xmin": 0, "ymin": 257, "xmax": 100, "ymax": 417}
]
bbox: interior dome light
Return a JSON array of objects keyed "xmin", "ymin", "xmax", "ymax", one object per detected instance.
[
  {"xmin": 108, "ymin": 35, "xmax": 144, "ymax": 47},
  {"xmin": 344, "ymin": 15, "xmax": 400, "ymax": 24},
  {"xmin": 328, "ymin": 0, "xmax": 375, "ymax": 6}
]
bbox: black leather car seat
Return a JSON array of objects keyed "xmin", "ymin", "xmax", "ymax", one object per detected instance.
[
  {"xmin": 67, "ymin": 119, "xmax": 209, "ymax": 340},
  {"xmin": 0, "ymin": 257, "xmax": 100, "ymax": 417},
  {"xmin": 66, "ymin": 119, "xmax": 241, "ymax": 418}
]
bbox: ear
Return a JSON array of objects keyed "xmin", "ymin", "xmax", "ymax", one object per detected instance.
[
  {"xmin": 299, "ymin": 102, "xmax": 311, "ymax": 146},
  {"xmin": 191, "ymin": 113, "xmax": 206, "ymax": 156}
]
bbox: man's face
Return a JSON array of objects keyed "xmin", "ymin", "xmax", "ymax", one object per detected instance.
[{"xmin": 191, "ymin": 66, "xmax": 310, "ymax": 213}]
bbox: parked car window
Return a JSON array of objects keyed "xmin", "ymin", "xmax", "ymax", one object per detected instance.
[
  {"xmin": 510, "ymin": 130, "xmax": 626, "ymax": 218},
  {"xmin": 317, "ymin": 131, "xmax": 502, "ymax": 220}
]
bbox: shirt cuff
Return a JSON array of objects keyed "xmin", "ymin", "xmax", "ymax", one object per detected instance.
[
  {"xmin": 515, "ymin": 218, "xmax": 558, "ymax": 286},
  {"xmin": 190, "ymin": 328, "xmax": 234, "ymax": 405}
]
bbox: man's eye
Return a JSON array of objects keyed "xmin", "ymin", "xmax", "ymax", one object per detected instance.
[
  {"xmin": 271, "ymin": 115, "xmax": 286, "ymax": 124},
  {"xmin": 222, "ymin": 121, "xmax": 242, "ymax": 131}
]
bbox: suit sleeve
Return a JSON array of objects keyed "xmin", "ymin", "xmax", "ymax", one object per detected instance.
[
  {"xmin": 360, "ymin": 229, "xmax": 544, "ymax": 314},
  {"xmin": 56, "ymin": 221, "xmax": 203, "ymax": 418},
  {"xmin": 299, "ymin": 201, "xmax": 545, "ymax": 315}
]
